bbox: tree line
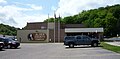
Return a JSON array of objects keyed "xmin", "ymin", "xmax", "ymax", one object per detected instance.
[
  {"xmin": 44, "ymin": 4, "xmax": 120, "ymax": 37},
  {"xmin": 0, "ymin": 24, "xmax": 20, "ymax": 36}
]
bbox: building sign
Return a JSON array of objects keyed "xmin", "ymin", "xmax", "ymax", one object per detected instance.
[{"xmin": 28, "ymin": 33, "xmax": 47, "ymax": 41}]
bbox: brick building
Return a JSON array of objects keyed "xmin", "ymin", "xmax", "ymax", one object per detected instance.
[{"xmin": 17, "ymin": 22, "xmax": 103, "ymax": 43}]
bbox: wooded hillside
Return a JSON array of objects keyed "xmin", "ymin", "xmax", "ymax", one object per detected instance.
[
  {"xmin": 44, "ymin": 4, "xmax": 120, "ymax": 37},
  {"xmin": 0, "ymin": 24, "xmax": 20, "ymax": 36}
]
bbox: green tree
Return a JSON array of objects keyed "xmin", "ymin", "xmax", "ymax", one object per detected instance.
[{"xmin": 43, "ymin": 4, "xmax": 120, "ymax": 37}]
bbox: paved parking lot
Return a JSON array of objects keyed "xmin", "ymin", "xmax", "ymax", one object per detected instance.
[{"xmin": 0, "ymin": 43, "xmax": 120, "ymax": 59}]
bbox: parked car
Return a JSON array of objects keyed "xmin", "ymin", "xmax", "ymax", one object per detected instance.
[
  {"xmin": 0, "ymin": 41, "xmax": 4, "ymax": 50},
  {"xmin": 64, "ymin": 35, "xmax": 100, "ymax": 48},
  {"xmin": 0, "ymin": 37, "xmax": 20, "ymax": 49}
]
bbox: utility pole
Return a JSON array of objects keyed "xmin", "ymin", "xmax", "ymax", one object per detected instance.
[
  {"xmin": 54, "ymin": 7, "xmax": 60, "ymax": 43},
  {"xmin": 47, "ymin": 13, "xmax": 49, "ymax": 43},
  {"xmin": 58, "ymin": 14, "xmax": 61, "ymax": 43},
  {"xmin": 54, "ymin": 12, "xmax": 56, "ymax": 43}
]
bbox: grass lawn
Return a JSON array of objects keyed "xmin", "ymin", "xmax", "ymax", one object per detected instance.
[{"xmin": 101, "ymin": 42, "xmax": 120, "ymax": 53}]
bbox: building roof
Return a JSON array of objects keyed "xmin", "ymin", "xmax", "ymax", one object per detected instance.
[
  {"xmin": 65, "ymin": 24, "xmax": 85, "ymax": 28},
  {"xmin": 23, "ymin": 22, "xmax": 47, "ymax": 30},
  {"xmin": 65, "ymin": 28, "xmax": 104, "ymax": 33},
  {"xmin": 23, "ymin": 22, "xmax": 103, "ymax": 33}
]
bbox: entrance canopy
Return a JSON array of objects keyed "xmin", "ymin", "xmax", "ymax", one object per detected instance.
[{"xmin": 65, "ymin": 28, "xmax": 103, "ymax": 33}]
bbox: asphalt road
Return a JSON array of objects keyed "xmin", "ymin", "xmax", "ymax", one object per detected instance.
[{"xmin": 0, "ymin": 43, "xmax": 120, "ymax": 59}]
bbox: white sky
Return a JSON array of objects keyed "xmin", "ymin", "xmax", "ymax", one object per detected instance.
[{"xmin": 0, "ymin": 0, "xmax": 120, "ymax": 28}]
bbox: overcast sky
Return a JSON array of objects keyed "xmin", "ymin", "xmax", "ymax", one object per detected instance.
[{"xmin": 0, "ymin": 0, "xmax": 120, "ymax": 28}]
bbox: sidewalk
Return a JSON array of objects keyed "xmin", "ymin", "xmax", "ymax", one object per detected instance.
[{"xmin": 106, "ymin": 42, "xmax": 120, "ymax": 46}]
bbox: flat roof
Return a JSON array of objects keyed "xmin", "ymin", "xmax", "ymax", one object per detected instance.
[
  {"xmin": 65, "ymin": 24, "xmax": 85, "ymax": 28},
  {"xmin": 65, "ymin": 28, "xmax": 104, "ymax": 33}
]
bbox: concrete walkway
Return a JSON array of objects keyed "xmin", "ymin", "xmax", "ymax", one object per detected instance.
[{"xmin": 106, "ymin": 42, "xmax": 120, "ymax": 46}]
